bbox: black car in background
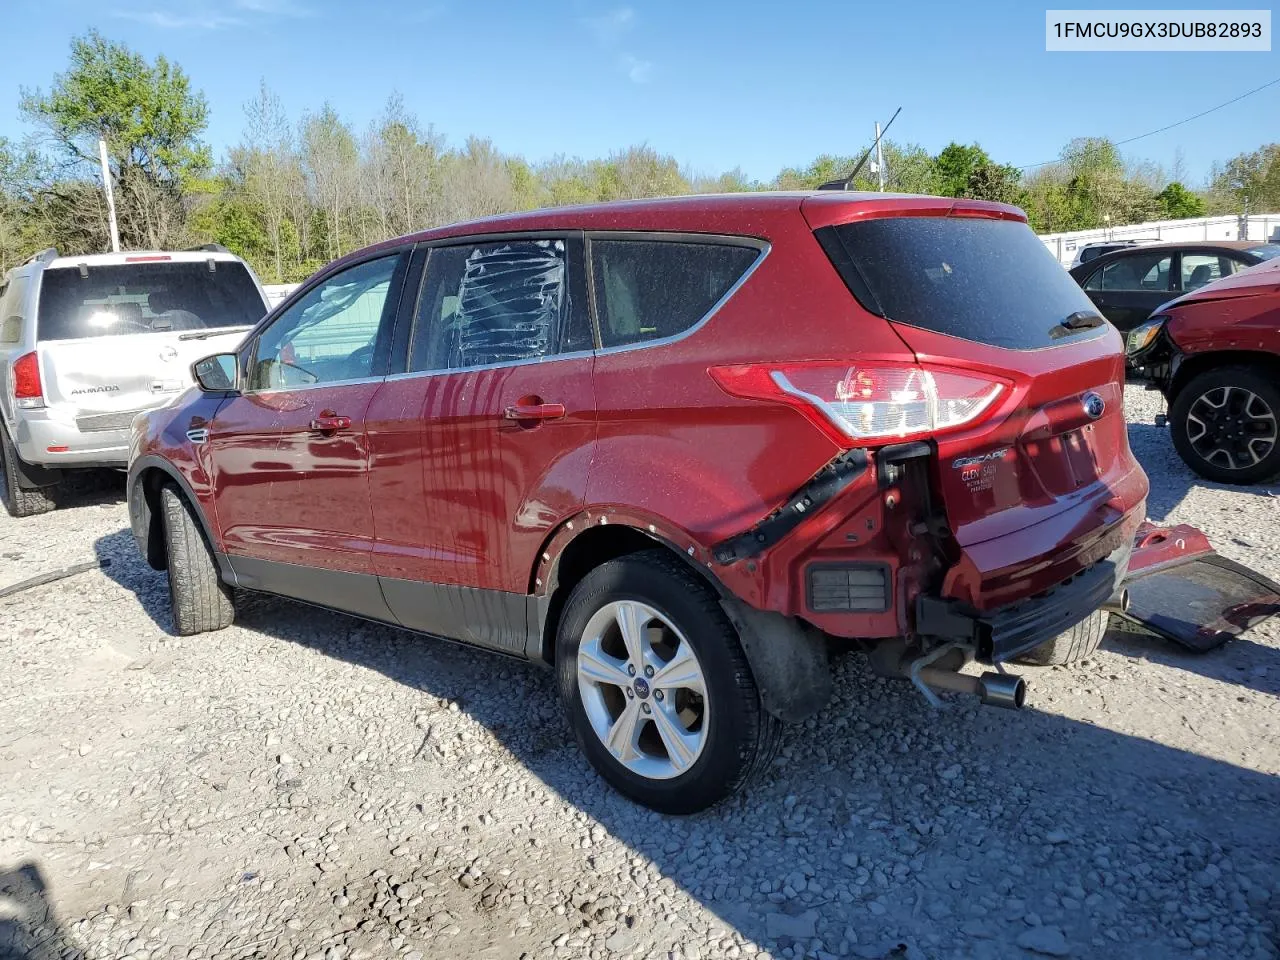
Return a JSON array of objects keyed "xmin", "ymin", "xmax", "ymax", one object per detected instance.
[{"xmin": 1069, "ymin": 241, "xmax": 1280, "ymax": 332}]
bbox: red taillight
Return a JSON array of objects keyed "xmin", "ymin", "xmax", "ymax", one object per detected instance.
[
  {"xmin": 12, "ymin": 351, "xmax": 43, "ymax": 407},
  {"xmin": 709, "ymin": 361, "xmax": 1009, "ymax": 447}
]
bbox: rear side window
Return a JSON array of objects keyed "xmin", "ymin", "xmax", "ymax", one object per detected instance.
[
  {"xmin": 591, "ymin": 239, "xmax": 759, "ymax": 348},
  {"xmin": 1086, "ymin": 252, "xmax": 1172, "ymax": 292},
  {"xmin": 821, "ymin": 218, "xmax": 1106, "ymax": 350},
  {"xmin": 36, "ymin": 261, "xmax": 267, "ymax": 341},
  {"xmin": 410, "ymin": 240, "xmax": 568, "ymax": 372}
]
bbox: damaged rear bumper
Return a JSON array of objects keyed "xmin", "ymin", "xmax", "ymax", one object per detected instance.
[
  {"xmin": 916, "ymin": 521, "xmax": 1280, "ymax": 662},
  {"xmin": 917, "ymin": 541, "xmax": 1131, "ymax": 663}
]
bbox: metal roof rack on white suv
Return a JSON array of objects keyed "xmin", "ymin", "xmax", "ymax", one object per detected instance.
[{"xmin": 23, "ymin": 248, "xmax": 58, "ymax": 267}]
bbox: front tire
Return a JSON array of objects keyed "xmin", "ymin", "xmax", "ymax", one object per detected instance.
[
  {"xmin": 1170, "ymin": 367, "xmax": 1280, "ymax": 485},
  {"xmin": 0, "ymin": 422, "xmax": 57, "ymax": 517},
  {"xmin": 1015, "ymin": 609, "xmax": 1108, "ymax": 666},
  {"xmin": 555, "ymin": 550, "xmax": 780, "ymax": 814},
  {"xmin": 160, "ymin": 483, "xmax": 235, "ymax": 635}
]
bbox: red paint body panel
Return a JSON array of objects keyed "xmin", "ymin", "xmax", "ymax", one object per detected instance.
[
  {"xmin": 209, "ymin": 383, "xmax": 383, "ymax": 573},
  {"xmin": 367, "ymin": 358, "xmax": 596, "ymax": 593},
  {"xmin": 1161, "ymin": 259, "xmax": 1280, "ymax": 359},
  {"xmin": 889, "ymin": 323, "xmax": 1148, "ymax": 609}
]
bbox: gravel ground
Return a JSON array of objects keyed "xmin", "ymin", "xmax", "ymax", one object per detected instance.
[{"xmin": 1, "ymin": 384, "xmax": 1278, "ymax": 960}]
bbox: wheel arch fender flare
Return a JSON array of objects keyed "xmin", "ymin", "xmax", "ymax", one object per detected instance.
[
  {"xmin": 1170, "ymin": 351, "xmax": 1280, "ymax": 401},
  {"xmin": 128, "ymin": 455, "xmax": 227, "ymax": 577},
  {"xmin": 530, "ymin": 507, "xmax": 832, "ymax": 724}
]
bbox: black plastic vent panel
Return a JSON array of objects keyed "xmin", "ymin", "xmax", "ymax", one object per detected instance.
[{"xmin": 807, "ymin": 564, "xmax": 890, "ymax": 612}]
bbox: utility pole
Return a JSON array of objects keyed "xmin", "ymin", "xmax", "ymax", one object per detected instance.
[
  {"xmin": 874, "ymin": 121, "xmax": 886, "ymax": 191},
  {"xmin": 98, "ymin": 136, "xmax": 120, "ymax": 253}
]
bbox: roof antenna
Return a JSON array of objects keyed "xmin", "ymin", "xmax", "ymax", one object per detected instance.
[{"xmin": 818, "ymin": 107, "xmax": 902, "ymax": 191}]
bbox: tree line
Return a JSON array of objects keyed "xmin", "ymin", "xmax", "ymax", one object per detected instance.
[{"xmin": 2, "ymin": 31, "xmax": 1277, "ymax": 281}]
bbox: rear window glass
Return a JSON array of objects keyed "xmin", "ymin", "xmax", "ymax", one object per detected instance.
[
  {"xmin": 823, "ymin": 218, "xmax": 1105, "ymax": 350},
  {"xmin": 592, "ymin": 239, "xmax": 759, "ymax": 348},
  {"xmin": 1248, "ymin": 244, "xmax": 1280, "ymax": 261},
  {"xmin": 37, "ymin": 261, "xmax": 267, "ymax": 341}
]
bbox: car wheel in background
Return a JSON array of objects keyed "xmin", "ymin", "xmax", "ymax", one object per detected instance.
[
  {"xmin": 0, "ymin": 422, "xmax": 57, "ymax": 518},
  {"xmin": 556, "ymin": 550, "xmax": 781, "ymax": 813},
  {"xmin": 1015, "ymin": 609, "xmax": 1109, "ymax": 666},
  {"xmin": 160, "ymin": 483, "xmax": 235, "ymax": 635},
  {"xmin": 1170, "ymin": 367, "xmax": 1280, "ymax": 485}
]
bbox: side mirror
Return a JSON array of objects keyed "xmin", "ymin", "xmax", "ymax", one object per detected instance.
[{"xmin": 192, "ymin": 353, "xmax": 240, "ymax": 393}]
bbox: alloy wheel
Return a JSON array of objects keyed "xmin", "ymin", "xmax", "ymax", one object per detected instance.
[
  {"xmin": 1185, "ymin": 386, "xmax": 1278, "ymax": 471},
  {"xmin": 576, "ymin": 600, "xmax": 709, "ymax": 781}
]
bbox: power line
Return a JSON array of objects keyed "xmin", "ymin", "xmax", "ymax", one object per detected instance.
[{"xmin": 1017, "ymin": 75, "xmax": 1280, "ymax": 171}]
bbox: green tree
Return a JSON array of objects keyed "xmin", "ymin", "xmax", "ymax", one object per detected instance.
[
  {"xmin": 1155, "ymin": 182, "xmax": 1206, "ymax": 220},
  {"xmin": 1208, "ymin": 144, "xmax": 1280, "ymax": 213},
  {"xmin": 772, "ymin": 154, "xmax": 857, "ymax": 190},
  {"xmin": 934, "ymin": 143, "xmax": 991, "ymax": 197},
  {"xmin": 20, "ymin": 31, "xmax": 211, "ymax": 250},
  {"xmin": 965, "ymin": 160, "xmax": 1022, "ymax": 204}
]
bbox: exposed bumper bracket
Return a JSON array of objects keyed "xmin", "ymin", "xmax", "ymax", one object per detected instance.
[
  {"xmin": 712, "ymin": 449, "xmax": 867, "ymax": 565},
  {"xmin": 917, "ymin": 553, "xmax": 1127, "ymax": 664}
]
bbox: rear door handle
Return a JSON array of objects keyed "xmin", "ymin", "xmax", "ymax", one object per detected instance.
[
  {"xmin": 310, "ymin": 414, "xmax": 351, "ymax": 432},
  {"xmin": 504, "ymin": 402, "xmax": 566, "ymax": 421}
]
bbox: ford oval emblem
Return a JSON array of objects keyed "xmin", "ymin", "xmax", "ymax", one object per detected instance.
[
  {"xmin": 159, "ymin": 345, "xmax": 178, "ymax": 362},
  {"xmin": 1083, "ymin": 392, "xmax": 1106, "ymax": 419}
]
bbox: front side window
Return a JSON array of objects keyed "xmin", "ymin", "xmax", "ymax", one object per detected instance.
[
  {"xmin": 591, "ymin": 239, "xmax": 760, "ymax": 348},
  {"xmin": 409, "ymin": 239, "xmax": 567, "ymax": 372},
  {"xmin": 249, "ymin": 254, "xmax": 402, "ymax": 391},
  {"xmin": 1094, "ymin": 253, "xmax": 1173, "ymax": 292},
  {"xmin": 1180, "ymin": 254, "xmax": 1238, "ymax": 291}
]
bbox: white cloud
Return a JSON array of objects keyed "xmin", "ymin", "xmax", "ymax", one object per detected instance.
[
  {"xmin": 113, "ymin": 0, "xmax": 310, "ymax": 29},
  {"xmin": 232, "ymin": 0, "xmax": 311, "ymax": 16},
  {"xmin": 585, "ymin": 6, "xmax": 634, "ymax": 46},
  {"xmin": 114, "ymin": 8, "xmax": 242, "ymax": 28},
  {"xmin": 620, "ymin": 53, "xmax": 653, "ymax": 84}
]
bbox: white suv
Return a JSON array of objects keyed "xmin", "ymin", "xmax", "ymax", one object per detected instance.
[{"xmin": 0, "ymin": 245, "xmax": 269, "ymax": 516}]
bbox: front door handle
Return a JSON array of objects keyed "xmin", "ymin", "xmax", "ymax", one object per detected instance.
[
  {"xmin": 504, "ymin": 402, "xmax": 566, "ymax": 421},
  {"xmin": 310, "ymin": 414, "xmax": 351, "ymax": 432}
]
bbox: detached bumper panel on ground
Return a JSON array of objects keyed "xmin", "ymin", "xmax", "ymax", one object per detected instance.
[{"xmin": 1122, "ymin": 553, "xmax": 1280, "ymax": 652}]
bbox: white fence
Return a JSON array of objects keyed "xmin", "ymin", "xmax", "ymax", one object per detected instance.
[
  {"xmin": 1041, "ymin": 213, "xmax": 1280, "ymax": 264},
  {"xmin": 262, "ymin": 283, "xmax": 300, "ymax": 308}
]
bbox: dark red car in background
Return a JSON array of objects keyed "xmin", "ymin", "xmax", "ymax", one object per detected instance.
[
  {"xmin": 1127, "ymin": 257, "xmax": 1280, "ymax": 484},
  {"xmin": 127, "ymin": 193, "xmax": 1151, "ymax": 812}
]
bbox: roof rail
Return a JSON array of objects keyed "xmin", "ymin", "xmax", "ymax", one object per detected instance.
[
  {"xmin": 23, "ymin": 247, "xmax": 58, "ymax": 266},
  {"xmin": 186, "ymin": 243, "xmax": 231, "ymax": 254}
]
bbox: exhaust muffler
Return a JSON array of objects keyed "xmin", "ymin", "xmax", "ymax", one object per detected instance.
[
  {"xmin": 915, "ymin": 665, "xmax": 1026, "ymax": 710},
  {"xmin": 1102, "ymin": 587, "xmax": 1131, "ymax": 616}
]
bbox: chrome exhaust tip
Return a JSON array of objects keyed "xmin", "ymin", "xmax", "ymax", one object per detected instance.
[
  {"xmin": 1102, "ymin": 587, "xmax": 1131, "ymax": 616},
  {"xmin": 977, "ymin": 671, "xmax": 1026, "ymax": 710}
]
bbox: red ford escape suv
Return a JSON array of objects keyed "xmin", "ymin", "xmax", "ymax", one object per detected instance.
[{"xmin": 128, "ymin": 193, "xmax": 1149, "ymax": 812}]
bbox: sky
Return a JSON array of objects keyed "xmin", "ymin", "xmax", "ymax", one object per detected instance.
[{"xmin": 0, "ymin": 0, "xmax": 1277, "ymax": 185}]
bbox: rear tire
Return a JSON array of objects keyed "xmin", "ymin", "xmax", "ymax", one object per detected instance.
[
  {"xmin": 555, "ymin": 550, "xmax": 781, "ymax": 813},
  {"xmin": 1015, "ymin": 609, "xmax": 1108, "ymax": 666},
  {"xmin": 160, "ymin": 483, "xmax": 234, "ymax": 635},
  {"xmin": 0, "ymin": 422, "xmax": 57, "ymax": 517},
  {"xmin": 1170, "ymin": 367, "xmax": 1280, "ymax": 485}
]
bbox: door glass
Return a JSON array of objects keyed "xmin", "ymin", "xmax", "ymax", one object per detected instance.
[
  {"xmin": 409, "ymin": 239, "xmax": 567, "ymax": 372},
  {"xmin": 591, "ymin": 239, "xmax": 759, "ymax": 348},
  {"xmin": 250, "ymin": 255, "xmax": 401, "ymax": 390},
  {"xmin": 1097, "ymin": 253, "xmax": 1172, "ymax": 291},
  {"xmin": 1181, "ymin": 254, "xmax": 1236, "ymax": 291}
]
